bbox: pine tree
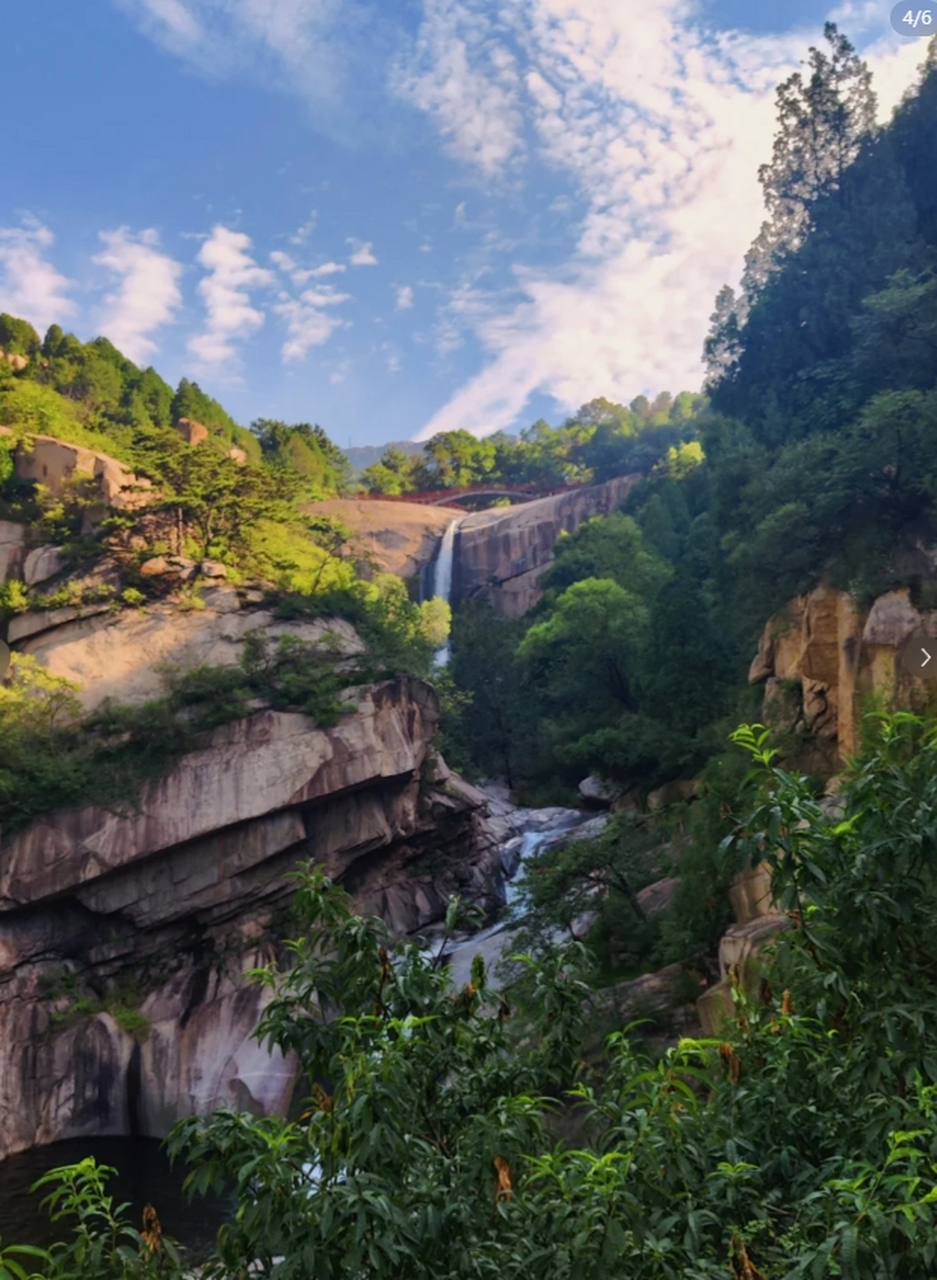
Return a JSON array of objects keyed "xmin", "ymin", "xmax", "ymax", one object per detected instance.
[{"xmin": 743, "ymin": 23, "xmax": 876, "ymax": 301}]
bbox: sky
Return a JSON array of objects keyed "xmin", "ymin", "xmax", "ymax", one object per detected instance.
[{"xmin": 0, "ymin": 1, "xmax": 930, "ymax": 448}]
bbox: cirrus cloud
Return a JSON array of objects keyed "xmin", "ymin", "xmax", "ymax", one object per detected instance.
[{"xmin": 411, "ymin": 0, "xmax": 928, "ymax": 439}]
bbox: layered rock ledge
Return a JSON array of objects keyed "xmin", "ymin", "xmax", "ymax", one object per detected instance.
[{"xmin": 0, "ymin": 674, "xmax": 502, "ymax": 1159}]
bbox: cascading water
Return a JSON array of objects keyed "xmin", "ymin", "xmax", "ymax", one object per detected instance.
[
  {"xmin": 441, "ymin": 806, "xmax": 601, "ymax": 989},
  {"xmin": 430, "ymin": 517, "xmax": 461, "ymax": 666}
]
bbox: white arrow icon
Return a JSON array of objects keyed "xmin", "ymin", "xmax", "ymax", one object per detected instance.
[{"xmin": 923, "ymin": 648, "xmax": 932, "ymax": 668}]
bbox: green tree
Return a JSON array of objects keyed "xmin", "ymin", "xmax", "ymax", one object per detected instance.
[
  {"xmin": 423, "ymin": 430, "xmax": 498, "ymax": 489},
  {"xmin": 449, "ymin": 601, "xmax": 536, "ymax": 786},
  {"xmin": 540, "ymin": 513, "xmax": 670, "ymax": 601},
  {"xmin": 518, "ymin": 578, "xmax": 648, "ymax": 713},
  {"xmin": 254, "ymin": 419, "xmax": 351, "ymax": 494},
  {"xmin": 0, "ymin": 313, "xmax": 40, "ymax": 356},
  {"xmin": 139, "ymin": 439, "xmax": 299, "ymax": 562},
  {"xmin": 742, "ymin": 22, "xmax": 876, "ymax": 300}
]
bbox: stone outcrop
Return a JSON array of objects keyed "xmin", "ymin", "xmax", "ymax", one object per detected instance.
[
  {"xmin": 696, "ymin": 863, "xmax": 788, "ymax": 1037},
  {"xmin": 305, "ymin": 497, "xmax": 458, "ymax": 580},
  {"xmin": 454, "ymin": 475, "xmax": 640, "ymax": 618},
  {"xmin": 0, "ymin": 669, "xmax": 504, "ymax": 1159},
  {"xmin": 749, "ymin": 583, "xmax": 937, "ymax": 764},
  {"xmin": 695, "ymin": 579, "xmax": 931, "ymax": 1034},
  {"xmin": 13, "ymin": 598, "xmax": 365, "ymax": 710},
  {"xmin": 6, "ymin": 432, "xmax": 152, "ymax": 513},
  {"xmin": 175, "ymin": 417, "xmax": 209, "ymax": 446}
]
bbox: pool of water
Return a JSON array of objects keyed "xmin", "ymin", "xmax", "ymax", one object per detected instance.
[{"xmin": 0, "ymin": 1136, "xmax": 236, "ymax": 1260}]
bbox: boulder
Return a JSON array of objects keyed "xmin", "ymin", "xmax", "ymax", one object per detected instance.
[
  {"xmin": 139, "ymin": 556, "xmax": 171, "ymax": 577},
  {"xmin": 647, "ymin": 779, "xmax": 699, "ymax": 810},
  {"xmin": 23, "ymin": 545, "xmax": 65, "ymax": 586},
  {"xmin": 175, "ymin": 418, "xmax": 209, "ymax": 446},
  {"xmin": 200, "ymin": 559, "xmax": 227, "ymax": 579},
  {"xmin": 636, "ymin": 876, "xmax": 678, "ymax": 917},
  {"xmin": 718, "ymin": 915, "xmax": 789, "ymax": 984},
  {"xmin": 198, "ymin": 584, "xmax": 240, "ymax": 613},
  {"xmin": 727, "ymin": 861, "xmax": 775, "ymax": 926},
  {"xmin": 578, "ymin": 775, "xmax": 615, "ymax": 808}
]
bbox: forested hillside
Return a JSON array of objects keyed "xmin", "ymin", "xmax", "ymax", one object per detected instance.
[
  {"xmin": 0, "ymin": 318, "xmax": 453, "ymax": 833},
  {"xmin": 358, "ymin": 393, "xmax": 705, "ymax": 494}
]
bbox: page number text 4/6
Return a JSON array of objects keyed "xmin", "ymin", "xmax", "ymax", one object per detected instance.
[{"xmin": 891, "ymin": 4, "xmax": 933, "ymax": 33}]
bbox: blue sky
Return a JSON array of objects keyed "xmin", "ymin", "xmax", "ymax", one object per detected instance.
[{"xmin": 0, "ymin": 0, "xmax": 928, "ymax": 447}]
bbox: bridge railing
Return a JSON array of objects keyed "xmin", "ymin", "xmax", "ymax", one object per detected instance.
[{"xmin": 355, "ymin": 483, "xmax": 581, "ymax": 506}]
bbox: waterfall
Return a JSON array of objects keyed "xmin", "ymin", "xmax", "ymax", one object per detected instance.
[{"xmin": 431, "ymin": 518, "xmax": 460, "ymax": 666}]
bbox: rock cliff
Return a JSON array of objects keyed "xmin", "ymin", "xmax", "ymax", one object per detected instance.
[
  {"xmin": 749, "ymin": 583, "xmax": 937, "ymax": 765},
  {"xmin": 3, "ymin": 431, "xmax": 152, "ymax": 513},
  {"xmin": 306, "ymin": 476, "xmax": 639, "ymax": 616},
  {"xmin": 455, "ymin": 475, "xmax": 640, "ymax": 618},
  {"xmin": 305, "ymin": 498, "xmax": 457, "ymax": 580},
  {"xmin": 0, "ymin": 605, "xmax": 504, "ymax": 1159},
  {"xmin": 695, "ymin": 579, "xmax": 937, "ymax": 1034}
]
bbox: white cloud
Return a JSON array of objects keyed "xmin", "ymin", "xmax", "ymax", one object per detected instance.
[
  {"xmin": 189, "ymin": 224, "xmax": 274, "ymax": 365},
  {"xmin": 390, "ymin": 0, "xmax": 525, "ymax": 178},
  {"xmin": 117, "ymin": 0, "xmax": 203, "ymax": 45},
  {"xmin": 289, "ymin": 210, "xmax": 318, "ymax": 244},
  {"xmin": 411, "ymin": 1, "xmax": 926, "ymax": 439},
  {"xmin": 93, "ymin": 227, "xmax": 183, "ymax": 364},
  {"xmin": 272, "ymin": 250, "xmax": 348, "ymax": 286},
  {"xmin": 307, "ymin": 261, "xmax": 346, "ymax": 277},
  {"xmin": 347, "ymin": 237, "xmax": 378, "ymax": 266},
  {"xmin": 115, "ymin": 0, "xmax": 367, "ymax": 138},
  {"xmin": 395, "ymin": 284, "xmax": 414, "ymax": 310},
  {"xmin": 0, "ymin": 218, "xmax": 75, "ymax": 336},
  {"xmin": 270, "ymin": 249, "xmax": 298, "ymax": 275},
  {"xmin": 277, "ymin": 284, "xmax": 355, "ymax": 355},
  {"xmin": 274, "ymin": 284, "xmax": 351, "ymax": 360},
  {"xmin": 117, "ymin": 0, "xmax": 930, "ymax": 439}
]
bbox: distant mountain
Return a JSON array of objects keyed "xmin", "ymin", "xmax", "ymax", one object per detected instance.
[{"xmin": 342, "ymin": 439, "xmax": 425, "ymax": 475}]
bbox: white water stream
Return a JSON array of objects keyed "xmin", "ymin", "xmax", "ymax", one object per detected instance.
[
  {"xmin": 439, "ymin": 803, "xmax": 605, "ymax": 989},
  {"xmin": 430, "ymin": 517, "xmax": 461, "ymax": 667}
]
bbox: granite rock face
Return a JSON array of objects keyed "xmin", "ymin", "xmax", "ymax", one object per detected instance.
[
  {"xmin": 0, "ymin": 674, "xmax": 503, "ymax": 1159},
  {"xmin": 695, "ymin": 581, "xmax": 937, "ymax": 1035},
  {"xmin": 454, "ymin": 475, "xmax": 640, "ymax": 618},
  {"xmin": 9, "ymin": 433, "xmax": 152, "ymax": 513},
  {"xmin": 749, "ymin": 583, "xmax": 937, "ymax": 764},
  {"xmin": 14, "ymin": 600, "xmax": 365, "ymax": 711},
  {"xmin": 307, "ymin": 477, "xmax": 639, "ymax": 616},
  {"xmin": 304, "ymin": 498, "xmax": 457, "ymax": 580}
]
